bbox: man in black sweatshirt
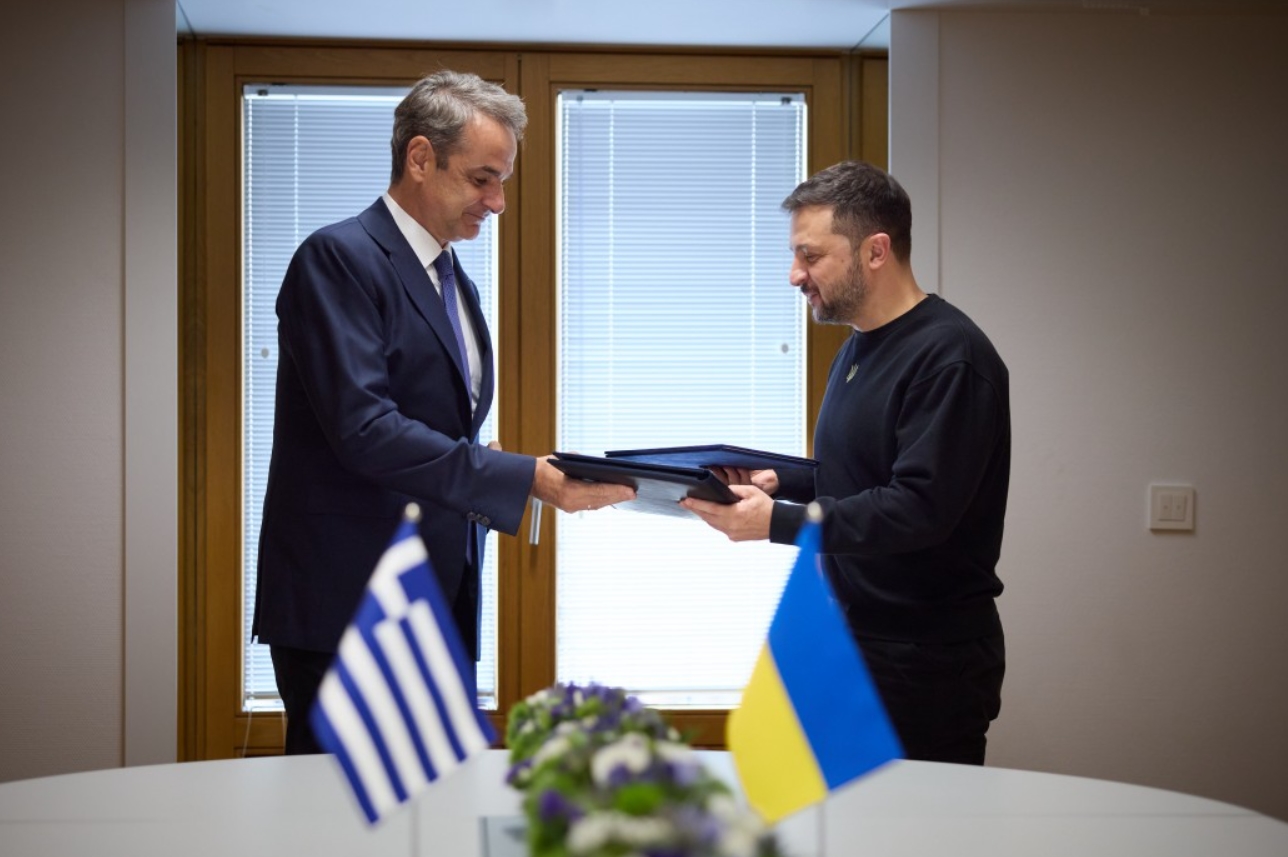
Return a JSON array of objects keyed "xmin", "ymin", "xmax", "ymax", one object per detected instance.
[{"xmin": 683, "ymin": 160, "xmax": 1010, "ymax": 765}]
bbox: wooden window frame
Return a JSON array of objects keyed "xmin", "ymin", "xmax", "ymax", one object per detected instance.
[{"xmin": 179, "ymin": 39, "xmax": 885, "ymax": 760}]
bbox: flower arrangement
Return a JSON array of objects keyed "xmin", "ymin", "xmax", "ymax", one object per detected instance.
[{"xmin": 506, "ymin": 683, "xmax": 783, "ymax": 857}]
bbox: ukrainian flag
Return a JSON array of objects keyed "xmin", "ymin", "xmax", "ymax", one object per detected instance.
[{"xmin": 727, "ymin": 508, "xmax": 903, "ymax": 823}]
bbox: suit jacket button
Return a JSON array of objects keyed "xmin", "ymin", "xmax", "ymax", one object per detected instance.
[{"xmin": 481, "ymin": 516, "xmax": 491, "ymax": 526}]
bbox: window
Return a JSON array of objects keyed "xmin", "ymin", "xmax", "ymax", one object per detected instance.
[
  {"xmin": 240, "ymin": 84, "xmax": 501, "ymax": 713},
  {"xmin": 554, "ymin": 91, "xmax": 807, "ymax": 706},
  {"xmin": 186, "ymin": 45, "xmax": 857, "ymax": 758}
]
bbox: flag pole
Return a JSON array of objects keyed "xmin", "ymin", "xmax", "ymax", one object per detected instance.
[
  {"xmin": 407, "ymin": 500, "xmax": 421, "ymax": 857},
  {"xmin": 818, "ymin": 798, "xmax": 826, "ymax": 857},
  {"xmin": 808, "ymin": 501, "xmax": 824, "ymax": 857}
]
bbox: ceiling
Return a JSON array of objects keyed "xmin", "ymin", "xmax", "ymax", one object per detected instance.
[{"xmin": 174, "ymin": 0, "xmax": 1288, "ymax": 52}]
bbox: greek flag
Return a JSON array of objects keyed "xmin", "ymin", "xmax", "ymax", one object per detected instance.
[{"xmin": 310, "ymin": 504, "xmax": 495, "ymax": 825}]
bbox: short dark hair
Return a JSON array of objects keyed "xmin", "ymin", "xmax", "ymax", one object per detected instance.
[
  {"xmin": 390, "ymin": 70, "xmax": 528, "ymax": 183},
  {"xmin": 781, "ymin": 160, "xmax": 912, "ymax": 262}
]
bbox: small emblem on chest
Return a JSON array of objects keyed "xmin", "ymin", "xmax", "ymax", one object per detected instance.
[{"xmin": 846, "ymin": 363, "xmax": 858, "ymax": 383}]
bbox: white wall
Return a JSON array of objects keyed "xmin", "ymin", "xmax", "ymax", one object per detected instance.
[
  {"xmin": 892, "ymin": 9, "xmax": 1288, "ymax": 821},
  {"xmin": 0, "ymin": 0, "xmax": 177, "ymax": 780}
]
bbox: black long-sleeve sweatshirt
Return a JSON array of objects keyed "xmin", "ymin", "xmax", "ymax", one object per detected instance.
[{"xmin": 769, "ymin": 294, "xmax": 1010, "ymax": 643}]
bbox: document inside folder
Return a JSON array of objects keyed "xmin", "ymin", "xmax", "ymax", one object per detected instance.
[{"xmin": 549, "ymin": 452, "xmax": 738, "ymax": 518}]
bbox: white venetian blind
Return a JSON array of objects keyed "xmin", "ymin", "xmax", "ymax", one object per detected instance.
[
  {"xmin": 241, "ymin": 84, "xmax": 501, "ymax": 712},
  {"xmin": 555, "ymin": 91, "xmax": 808, "ymax": 707}
]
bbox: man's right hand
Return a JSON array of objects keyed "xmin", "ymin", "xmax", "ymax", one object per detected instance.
[
  {"xmin": 750, "ymin": 469, "xmax": 779, "ymax": 496},
  {"xmin": 531, "ymin": 456, "xmax": 636, "ymax": 513}
]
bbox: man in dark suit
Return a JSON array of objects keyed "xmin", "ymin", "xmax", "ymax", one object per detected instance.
[{"xmin": 253, "ymin": 70, "xmax": 633, "ymax": 755}]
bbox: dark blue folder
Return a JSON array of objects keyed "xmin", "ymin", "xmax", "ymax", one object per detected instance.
[
  {"xmin": 550, "ymin": 452, "xmax": 737, "ymax": 518},
  {"xmin": 604, "ymin": 444, "xmax": 817, "ymax": 473}
]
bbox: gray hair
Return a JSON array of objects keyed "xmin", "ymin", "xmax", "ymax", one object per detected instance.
[
  {"xmin": 781, "ymin": 160, "xmax": 913, "ymax": 262},
  {"xmin": 390, "ymin": 70, "xmax": 528, "ymax": 182}
]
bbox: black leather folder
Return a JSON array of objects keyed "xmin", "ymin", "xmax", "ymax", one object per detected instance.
[
  {"xmin": 549, "ymin": 452, "xmax": 738, "ymax": 518},
  {"xmin": 604, "ymin": 444, "xmax": 818, "ymax": 473}
]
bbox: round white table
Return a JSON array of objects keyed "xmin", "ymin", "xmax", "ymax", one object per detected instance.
[{"xmin": 1, "ymin": 750, "xmax": 1284, "ymax": 856}]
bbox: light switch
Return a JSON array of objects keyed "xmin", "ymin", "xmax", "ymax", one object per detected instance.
[{"xmin": 1149, "ymin": 484, "xmax": 1195, "ymax": 531}]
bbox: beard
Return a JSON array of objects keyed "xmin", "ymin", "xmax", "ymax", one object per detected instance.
[{"xmin": 811, "ymin": 257, "xmax": 867, "ymax": 326}]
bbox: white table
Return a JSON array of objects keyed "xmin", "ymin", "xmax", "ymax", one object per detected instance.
[{"xmin": 1, "ymin": 750, "xmax": 1284, "ymax": 856}]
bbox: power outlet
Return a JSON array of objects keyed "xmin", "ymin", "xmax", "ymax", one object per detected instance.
[{"xmin": 1149, "ymin": 484, "xmax": 1195, "ymax": 531}]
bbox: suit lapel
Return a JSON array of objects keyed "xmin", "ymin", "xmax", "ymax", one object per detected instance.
[{"xmin": 357, "ymin": 200, "xmax": 474, "ymax": 390}]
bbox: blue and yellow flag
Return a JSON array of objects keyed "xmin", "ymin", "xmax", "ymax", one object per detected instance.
[{"xmin": 728, "ymin": 509, "xmax": 902, "ymax": 823}]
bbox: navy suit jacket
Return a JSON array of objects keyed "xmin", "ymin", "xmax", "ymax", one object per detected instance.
[{"xmin": 253, "ymin": 198, "xmax": 534, "ymax": 658}]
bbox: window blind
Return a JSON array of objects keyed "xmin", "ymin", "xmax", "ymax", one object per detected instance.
[
  {"xmin": 555, "ymin": 91, "xmax": 808, "ymax": 707},
  {"xmin": 241, "ymin": 85, "xmax": 500, "ymax": 712}
]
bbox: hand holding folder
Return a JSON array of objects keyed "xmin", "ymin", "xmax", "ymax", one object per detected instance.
[{"xmin": 549, "ymin": 445, "xmax": 816, "ymax": 519}]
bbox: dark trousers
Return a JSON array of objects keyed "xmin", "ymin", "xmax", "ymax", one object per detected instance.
[
  {"xmin": 270, "ymin": 645, "xmax": 333, "ymax": 755},
  {"xmin": 858, "ymin": 633, "xmax": 1005, "ymax": 765}
]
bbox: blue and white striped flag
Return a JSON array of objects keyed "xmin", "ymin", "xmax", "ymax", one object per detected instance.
[{"xmin": 310, "ymin": 503, "xmax": 496, "ymax": 825}]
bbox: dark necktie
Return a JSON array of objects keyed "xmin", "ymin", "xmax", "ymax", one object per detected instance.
[
  {"xmin": 432, "ymin": 250, "xmax": 471, "ymax": 376},
  {"xmin": 434, "ymin": 253, "xmax": 478, "ymax": 562}
]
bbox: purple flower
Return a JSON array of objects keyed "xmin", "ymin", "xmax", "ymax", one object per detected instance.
[
  {"xmin": 671, "ymin": 804, "xmax": 722, "ymax": 845},
  {"xmin": 605, "ymin": 764, "xmax": 636, "ymax": 788},
  {"xmin": 505, "ymin": 758, "xmax": 533, "ymax": 784},
  {"xmin": 537, "ymin": 788, "xmax": 584, "ymax": 823},
  {"xmin": 664, "ymin": 758, "xmax": 702, "ymax": 787}
]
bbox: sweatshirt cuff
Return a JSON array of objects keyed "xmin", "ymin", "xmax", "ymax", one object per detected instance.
[
  {"xmin": 775, "ymin": 467, "xmax": 816, "ymax": 503},
  {"xmin": 769, "ymin": 501, "xmax": 807, "ymax": 545}
]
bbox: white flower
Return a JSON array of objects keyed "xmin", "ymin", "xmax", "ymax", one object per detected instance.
[
  {"xmin": 530, "ymin": 734, "xmax": 572, "ymax": 769},
  {"xmin": 614, "ymin": 813, "xmax": 673, "ymax": 846},
  {"xmin": 566, "ymin": 812, "xmax": 612, "ymax": 853},
  {"xmin": 717, "ymin": 824, "xmax": 759, "ymax": 857},
  {"xmin": 706, "ymin": 792, "xmax": 741, "ymax": 823},
  {"xmin": 590, "ymin": 732, "xmax": 652, "ymax": 785},
  {"xmin": 566, "ymin": 811, "xmax": 674, "ymax": 854},
  {"xmin": 528, "ymin": 687, "xmax": 556, "ymax": 705},
  {"xmin": 653, "ymin": 739, "xmax": 695, "ymax": 765},
  {"xmin": 706, "ymin": 794, "xmax": 767, "ymax": 857}
]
